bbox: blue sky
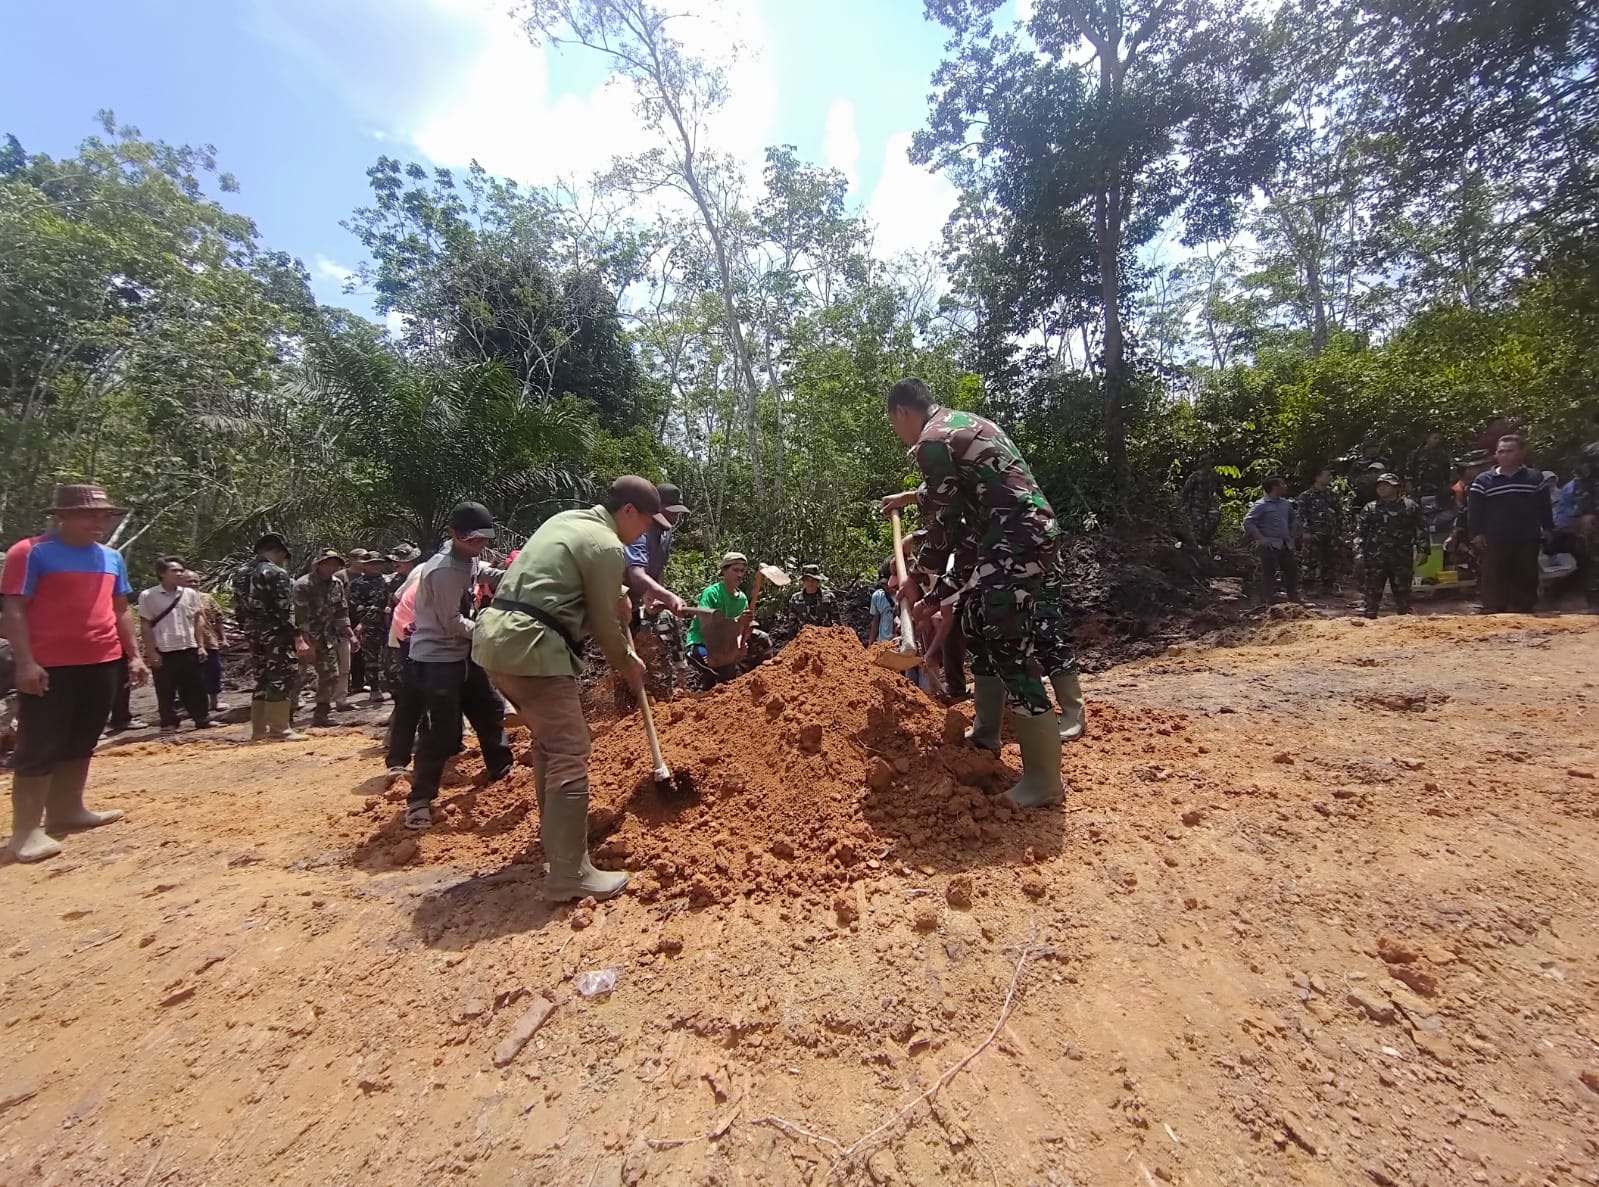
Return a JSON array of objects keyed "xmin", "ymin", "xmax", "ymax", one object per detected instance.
[{"xmin": 2, "ymin": 0, "xmax": 983, "ymax": 320}]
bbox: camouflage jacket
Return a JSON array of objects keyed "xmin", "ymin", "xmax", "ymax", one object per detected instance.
[
  {"xmin": 1358, "ymin": 497, "xmax": 1427, "ymax": 563},
  {"xmin": 347, "ymin": 572, "xmax": 389, "ymax": 633},
  {"xmin": 1181, "ymin": 468, "xmax": 1221, "ymax": 513},
  {"xmin": 1406, "ymin": 445, "xmax": 1453, "ymax": 496},
  {"xmin": 1575, "ymin": 442, "xmax": 1599, "ymax": 519},
  {"xmin": 232, "ymin": 557, "xmax": 296, "ymax": 637},
  {"xmin": 1295, "ymin": 486, "xmax": 1343, "ymax": 538},
  {"xmin": 787, "ymin": 588, "xmax": 840, "ymax": 627},
  {"xmin": 909, "ymin": 406, "xmax": 1060, "ymax": 604},
  {"xmin": 293, "ymin": 572, "xmax": 351, "ymax": 644}
]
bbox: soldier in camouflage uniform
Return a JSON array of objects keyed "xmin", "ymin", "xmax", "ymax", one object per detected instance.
[
  {"xmin": 294, "ymin": 547, "xmax": 351, "ymax": 727},
  {"xmin": 786, "ymin": 565, "xmax": 840, "ymax": 628},
  {"xmin": 1357, "ymin": 474, "xmax": 1427, "ymax": 618},
  {"xmin": 887, "ymin": 376, "xmax": 1064, "ymax": 808},
  {"xmin": 1406, "ymin": 432, "xmax": 1454, "ymax": 503},
  {"xmin": 232, "ymin": 532, "xmax": 308, "ymax": 742},
  {"xmin": 1181, "ymin": 457, "xmax": 1222, "ymax": 548},
  {"xmin": 1570, "ymin": 441, "xmax": 1599, "ymax": 611},
  {"xmin": 1295, "ymin": 468, "xmax": 1345, "ymax": 592},
  {"xmin": 346, "ymin": 548, "xmax": 391, "ymax": 705}
]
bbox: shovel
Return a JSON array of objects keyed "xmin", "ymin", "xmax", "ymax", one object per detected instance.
[
  {"xmin": 740, "ymin": 562, "xmax": 790, "ymax": 650},
  {"xmin": 639, "ymin": 688, "xmax": 671, "ymax": 785},
  {"xmin": 874, "ymin": 509, "xmax": 923, "ymax": 673}
]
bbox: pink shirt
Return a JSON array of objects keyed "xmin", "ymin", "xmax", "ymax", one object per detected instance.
[
  {"xmin": 2, "ymin": 535, "xmax": 132, "ymax": 667},
  {"xmin": 388, "ymin": 568, "xmax": 422, "ymax": 648}
]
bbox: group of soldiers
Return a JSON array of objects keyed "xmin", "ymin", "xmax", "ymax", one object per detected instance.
[
  {"xmin": 231, "ymin": 536, "xmax": 422, "ymax": 739},
  {"xmin": 1184, "ymin": 422, "xmax": 1599, "ymax": 616}
]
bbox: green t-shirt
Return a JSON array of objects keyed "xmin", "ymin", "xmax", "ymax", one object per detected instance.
[{"xmin": 684, "ymin": 580, "xmax": 748, "ymax": 647}]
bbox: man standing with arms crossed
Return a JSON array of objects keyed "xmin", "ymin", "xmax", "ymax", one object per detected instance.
[
  {"xmin": 886, "ymin": 379, "xmax": 1065, "ymax": 808},
  {"xmin": 473, "ymin": 476, "xmax": 663, "ymax": 902},
  {"xmin": 1469, "ymin": 434, "xmax": 1553, "ymax": 614},
  {"xmin": 2, "ymin": 485, "xmax": 145, "ymax": 862}
]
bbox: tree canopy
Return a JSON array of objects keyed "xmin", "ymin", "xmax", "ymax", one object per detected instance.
[{"xmin": 1, "ymin": 3, "xmax": 1595, "ymax": 585}]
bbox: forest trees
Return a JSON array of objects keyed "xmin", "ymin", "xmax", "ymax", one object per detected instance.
[
  {"xmin": 2, "ymin": 0, "xmax": 1595, "ymax": 581},
  {"xmin": 916, "ymin": 0, "xmax": 1282, "ymax": 475}
]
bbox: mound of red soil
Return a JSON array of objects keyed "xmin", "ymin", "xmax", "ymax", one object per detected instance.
[{"xmin": 340, "ymin": 627, "xmax": 1191, "ymax": 902}]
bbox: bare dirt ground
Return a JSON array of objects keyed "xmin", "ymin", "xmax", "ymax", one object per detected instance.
[{"xmin": 4, "ymin": 614, "xmax": 1599, "ymax": 1187}]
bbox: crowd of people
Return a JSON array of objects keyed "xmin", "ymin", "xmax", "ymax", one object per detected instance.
[
  {"xmin": 6, "ymin": 396, "xmax": 1597, "ymax": 894},
  {"xmin": 1184, "ymin": 428, "xmax": 1599, "ymax": 618}
]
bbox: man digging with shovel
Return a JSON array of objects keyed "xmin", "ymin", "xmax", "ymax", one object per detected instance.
[
  {"xmin": 885, "ymin": 377, "xmax": 1067, "ymax": 808},
  {"xmin": 683, "ymin": 553, "xmax": 778, "ymax": 686},
  {"xmin": 473, "ymin": 476, "xmax": 664, "ymax": 903}
]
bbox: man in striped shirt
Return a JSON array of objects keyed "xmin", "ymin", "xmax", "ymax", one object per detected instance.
[{"xmin": 1468, "ymin": 435, "xmax": 1553, "ymax": 614}]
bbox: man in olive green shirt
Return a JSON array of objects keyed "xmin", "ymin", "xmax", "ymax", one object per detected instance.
[{"xmin": 472, "ymin": 476, "xmax": 664, "ymax": 903}]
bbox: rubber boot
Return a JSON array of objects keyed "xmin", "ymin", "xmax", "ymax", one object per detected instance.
[
  {"xmin": 312, "ymin": 703, "xmax": 333, "ymax": 728},
  {"xmin": 963, "ymin": 675, "xmax": 1004, "ymax": 754},
  {"xmin": 541, "ymin": 783, "xmax": 629, "ymax": 903},
  {"xmin": 7, "ymin": 775, "xmax": 62, "ymax": 863},
  {"xmin": 1004, "ymin": 711, "xmax": 1065, "ymax": 808},
  {"xmin": 249, "ymin": 700, "xmax": 268, "ymax": 742},
  {"xmin": 1050, "ymin": 670, "xmax": 1086, "ymax": 742},
  {"xmin": 265, "ymin": 700, "xmax": 309, "ymax": 742},
  {"xmin": 45, "ymin": 759, "xmax": 123, "ymax": 833}
]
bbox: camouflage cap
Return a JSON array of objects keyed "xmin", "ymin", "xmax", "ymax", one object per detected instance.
[
  {"xmin": 314, "ymin": 546, "xmax": 345, "ymax": 566},
  {"xmin": 346, "ymin": 548, "xmax": 372, "ymax": 562},
  {"xmin": 387, "ymin": 543, "xmax": 422, "ymax": 563},
  {"xmin": 801, "ymin": 563, "xmax": 828, "ymax": 583},
  {"xmin": 1376, "ymin": 473, "xmax": 1401, "ymax": 486}
]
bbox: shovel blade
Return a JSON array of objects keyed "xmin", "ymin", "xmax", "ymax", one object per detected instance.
[
  {"xmin": 872, "ymin": 647, "xmax": 923, "ymax": 673},
  {"xmin": 758, "ymin": 563, "xmax": 791, "ymax": 586}
]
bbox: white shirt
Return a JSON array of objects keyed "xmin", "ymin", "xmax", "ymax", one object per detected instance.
[{"xmin": 138, "ymin": 585, "xmax": 201, "ymax": 653}]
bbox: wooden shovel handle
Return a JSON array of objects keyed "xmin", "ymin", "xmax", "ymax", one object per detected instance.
[
  {"xmin": 888, "ymin": 510, "xmax": 919, "ymax": 655},
  {"xmin": 640, "ymin": 689, "xmax": 670, "ymax": 781},
  {"xmin": 740, "ymin": 570, "xmax": 765, "ymax": 651}
]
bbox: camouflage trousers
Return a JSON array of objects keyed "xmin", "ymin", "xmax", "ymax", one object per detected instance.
[
  {"xmin": 381, "ymin": 643, "xmax": 407, "ymax": 690},
  {"xmin": 958, "ymin": 551, "xmax": 1057, "ymax": 717},
  {"xmin": 361, "ymin": 627, "xmax": 387, "ymax": 695},
  {"xmin": 1032, "ymin": 581, "xmax": 1078, "ymax": 677},
  {"xmin": 1187, "ymin": 508, "xmax": 1220, "ymax": 547},
  {"xmin": 247, "ymin": 630, "xmax": 298, "ymax": 703},
  {"xmin": 299, "ymin": 640, "xmax": 342, "ymax": 706},
  {"xmin": 1363, "ymin": 558, "xmax": 1412, "ymax": 613}
]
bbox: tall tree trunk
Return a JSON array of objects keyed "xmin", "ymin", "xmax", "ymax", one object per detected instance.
[{"xmin": 1098, "ymin": 182, "xmax": 1128, "ymax": 476}]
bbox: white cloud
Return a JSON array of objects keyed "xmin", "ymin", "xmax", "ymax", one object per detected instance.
[
  {"xmin": 314, "ymin": 255, "xmax": 356, "ymax": 287},
  {"xmin": 1016, "ymin": 0, "xmax": 1037, "ymax": 20},
  {"xmin": 867, "ymin": 133, "xmax": 959, "ymax": 259},
  {"xmin": 821, "ymin": 99, "xmax": 861, "ymax": 192},
  {"xmin": 384, "ymin": 310, "xmax": 409, "ymax": 337},
  {"xmin": 408, "ymin": 0, "xmax": 777, "ymax": 189}
]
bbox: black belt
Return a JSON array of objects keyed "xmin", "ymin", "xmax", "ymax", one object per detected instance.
[{"xmin": 489, "ymin": 598, "xmax": 585, "ymax": 660}]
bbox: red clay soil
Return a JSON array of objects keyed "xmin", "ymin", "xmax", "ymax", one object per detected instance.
[{"xmin": 338, "ymin": 626, "xmax": 1196, "ymax": 903}]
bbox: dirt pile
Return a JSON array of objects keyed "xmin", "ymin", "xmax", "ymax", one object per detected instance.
[
  {"xmin": 1056, "ymin": 526, "xmax": 1224, "ymax": 668},
  {"xmin": 341, "ymin": 626, "xmax": 1192, "ymax": 900}
]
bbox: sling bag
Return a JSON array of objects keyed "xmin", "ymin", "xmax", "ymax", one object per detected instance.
[{"xmin": 489, "ymin": 597, "xmax": 585, "ymax": 662}]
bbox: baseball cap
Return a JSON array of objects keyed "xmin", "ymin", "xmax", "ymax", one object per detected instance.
[
  {"xmin": 721, "ymin": 551, "xmax": 748, "ymax": 569},
  {"xmin": 1376, "ymin": 473, "xmax": 1400, "ymax": 486},
  {"xmin": 347, "ymin": 548, "xmax": 371, "ymax": 562},
  {"xmin": 609, "ymin": 475, "xmax": 673, "ymax": 531},
  {"xmin": 255, "ymin": 532, "xmax": 289, "ymax": 554},
  {"xmin": 314, "ymin": 546, "xmax": 345, "ymax": 565},
  {"xmin": 449, "ymin": 501, "xmax": 497, "ymax": 540},
  {"xmin": 656, "ymin": 482, "xmax": 690, "ymax": 514},
  {"xmin": 1364, "ymin": 461, "xmax": 1385, "ymax": 472}
]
